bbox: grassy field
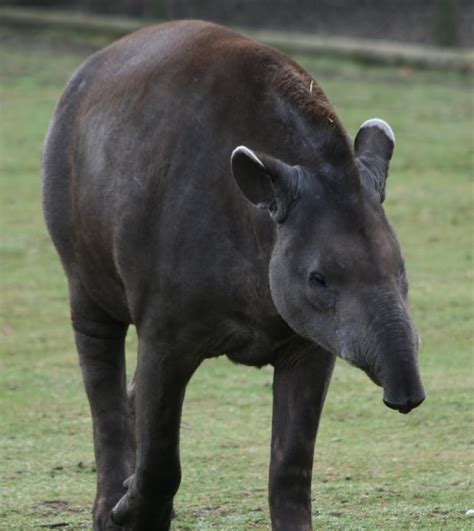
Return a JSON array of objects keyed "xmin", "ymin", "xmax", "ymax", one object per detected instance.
[{"xmin": 1, "ymin": 27, "xmax": 473, "ymax": 530}]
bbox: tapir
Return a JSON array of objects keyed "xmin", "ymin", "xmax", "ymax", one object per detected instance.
[{"xmin": 42, "ymin": 20, "xmax": 425, "ymax": 530}]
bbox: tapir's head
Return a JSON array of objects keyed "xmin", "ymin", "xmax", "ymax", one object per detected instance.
[{"xmin": 231, "ymin": 119, "xmax": 425, "ymax": 414}]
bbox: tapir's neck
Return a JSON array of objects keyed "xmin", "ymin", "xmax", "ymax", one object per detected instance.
[{"xmin": 264, "ymin": 61, "xmax": 353, "ymax": 172}]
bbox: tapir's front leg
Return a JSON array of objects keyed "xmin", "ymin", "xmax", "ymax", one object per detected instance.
[
  {"xmin": 111, "ymin": 331, "xmax": 197, "ymax": 530},
  {"xmin": 269, "ymin": 346, "xmax": 335, "ymax": 530}
]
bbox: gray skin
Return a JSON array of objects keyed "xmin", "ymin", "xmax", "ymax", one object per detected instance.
[{"xmin": 42, "ymin": 21, "xmax": 425, "ymax": 531}]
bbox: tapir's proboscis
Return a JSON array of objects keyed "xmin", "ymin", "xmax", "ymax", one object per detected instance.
[{"xmin": 42, "ymin": 21, "xmax": 426, "ymax": 530}]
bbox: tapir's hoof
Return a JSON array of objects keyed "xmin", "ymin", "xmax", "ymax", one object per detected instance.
[
  {"xmin": 94, "ymin": 507, "xmax": 125, "ymax": 530},
  {"xmin": 110, "ymin": 475, "xmax": 138, "ymax": 526},
  {"xmin": 110, "ymin": 493, "xmax": 131, "ymax": 526},
  {"xmin": 93, "ymin": 493, "xmax": 128, "ymax": 531},
  {"xmin": 94, "ymin": 514, "xmax": 125, "ymax": 531},
  {"xmin": 111, "ymin": 476, "xmax": 174, "ymax": 530}
]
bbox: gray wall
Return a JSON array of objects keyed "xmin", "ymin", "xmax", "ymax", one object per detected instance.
[
  {"xmin": 168, "ymin": 0, "xmax": 473, "ymax": 47},
  {"xmin": 7, "ymin": 0, "xmax": 473, "ymax": 47}
]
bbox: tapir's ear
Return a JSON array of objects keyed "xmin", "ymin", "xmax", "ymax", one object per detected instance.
[
  {"xmin": 354, "ymin": 118, "xmax": 395, "ymax": 203},
  {"xmin": 231, "ymin": 146, "xmax": 299, "ymax": 223}
]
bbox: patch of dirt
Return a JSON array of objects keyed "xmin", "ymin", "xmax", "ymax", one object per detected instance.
[
  {"xmin": 33, "ymin": 500, "xmax": 86, "ymax": 530},
  {"xmin": 35, "ymin": 500, "xmax": 81, "ymax": 515}
]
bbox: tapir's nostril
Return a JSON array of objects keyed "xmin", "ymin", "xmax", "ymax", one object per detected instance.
[{"xmin": 383, "ymin": 394, "xmax": 425, "ymax": 414}]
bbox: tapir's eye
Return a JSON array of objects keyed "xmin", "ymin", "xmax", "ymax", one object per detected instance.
[{"xmin": 309, "ymin": 271, "xmax": 328, "ymax": 288}]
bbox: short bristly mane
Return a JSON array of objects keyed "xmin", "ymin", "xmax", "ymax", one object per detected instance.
[
  {"xmin": 267, "ymin": 60, "xmax": 352, "ymax": 168},
  {"xmin": 271, "ymin": 63, "xmax": 335, "ymax": 121}
]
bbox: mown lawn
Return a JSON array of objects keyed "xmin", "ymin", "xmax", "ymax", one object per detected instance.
[{"xmin": 1, "ymin": 28, "xmax": 473, "ymax": 530}]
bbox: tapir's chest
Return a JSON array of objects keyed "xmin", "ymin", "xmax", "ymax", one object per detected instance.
[{"xmin": 197, "ymin": 314, "xmax": 295, "ymax": 368}]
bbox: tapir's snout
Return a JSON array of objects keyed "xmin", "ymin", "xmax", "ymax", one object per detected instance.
[
  {"xmin": 383, "ymin": 393, "xmax": 425, "ymax": 414},
  {"xmin": 369, "ymin": 322, "xmax": 426, "ymax": 415}
]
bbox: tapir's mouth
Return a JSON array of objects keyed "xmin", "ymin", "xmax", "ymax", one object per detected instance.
[
  {"xmin": 363, "ymin": 367, "xmax": 383, "ymax": 388},
  {"xmin": 341, "ymin": 349, "xmax": 383, "ymax": 388}
]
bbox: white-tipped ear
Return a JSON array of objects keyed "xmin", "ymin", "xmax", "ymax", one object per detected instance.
[
  {"xmin": 230, "ymin": 146, "xmax": 300, "ymax": 223},
  {"xmin": 231, "ymin": 145, "xmax": 265, "ymax": 168},
  {"xmin": 359, "ymin": 118, "xmax": 395, "ymax": 145},
  {"xmin": 355, "ymin": 118, "xmax": 395, "ymax": 204}
]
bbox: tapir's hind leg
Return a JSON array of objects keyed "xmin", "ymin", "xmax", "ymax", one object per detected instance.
[{"xmin": 69, "ymin": 279, "xmax": 134, "ymax": 530}]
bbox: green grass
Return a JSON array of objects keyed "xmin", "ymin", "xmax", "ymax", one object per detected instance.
[{"xmin": 1, "ymin": 28, "xmax": 473, "ymax": 530}]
